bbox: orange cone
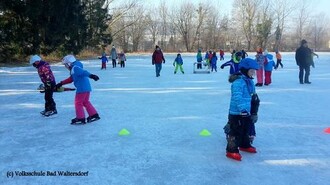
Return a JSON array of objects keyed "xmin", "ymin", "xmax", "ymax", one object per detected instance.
[{"xmin": 324, "ymin": 127, "xmax": 330, "ymax": 134}]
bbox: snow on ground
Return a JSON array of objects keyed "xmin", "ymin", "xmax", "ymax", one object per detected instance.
[{"xmin": 0, "ymin": 52, "xmax": 330, "ymax": 185}]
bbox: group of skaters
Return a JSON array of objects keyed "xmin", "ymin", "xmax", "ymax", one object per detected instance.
[
  {"xmin": 29, "ymin": 54, "xmax": 100, "ymax": 124},
  {"xmin": 30, "ymin": 39, "xmax": 318, "ymax": 161},
  {"xmin": 99, "ymin": 45, "xmax": 127, "ymax": 69}
]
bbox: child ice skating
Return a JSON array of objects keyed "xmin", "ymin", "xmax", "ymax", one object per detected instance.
[
  {"xmin": 100, "ymin": 52, "xmax": 108, "ymax": 70},
  {"xmin": 30, "ymin": 55, "xmax": 57, "ymax": 117},
  {"xmin": 220, "ymin": 51, "xmax": 242, "ymax": 74},
  {"xmin": 255, "ymin": 48, "xmax": 267, "ymax": 86},
  {"xmin": 225, "ymin": 58, "xmax": 259, "ymax": 161},
  {"xmin": 173, "ymin": 53, "xmax": 184, "ymax": 74},
  {"xmin": 210, "ymin": 52, "xmax": 218, "ymax": 72},
  {"xmin": 275, "ymin": 51, "xmax": 283, "ymax": 69},
  {"xmin": 196, "ymin": 49, "xmax": 203, "ymax": 69},
  {"xmin": 56, "ymin": 55, "xmax": 100, "ymax": 124},
  {"xmin": 264, "ymin": 54, "xmax": 276, "ymax": 85},
  {"xmin": 118, "ymin": 51, "xmax": 126, "ymax": 68}
]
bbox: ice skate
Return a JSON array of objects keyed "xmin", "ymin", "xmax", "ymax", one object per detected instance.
[
  {"xmin": 87, "ymin": 114, "xmax": 100, "ymax": 123},
  {"xmin": 71, "ymin": 118, "xmax": 86, "ymax": 125}
]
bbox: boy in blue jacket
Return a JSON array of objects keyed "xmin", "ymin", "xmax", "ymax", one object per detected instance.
[
  {"xmin": 225, "ymin": 58, "xmax": 259, "ymax": 161},
  {"xmin": 220, "ymin": 51, "xmax": 242, "ymax": 74},
  {"xmin": 264, "ymin": 54, "xmax": 276, "ymax": 85}
]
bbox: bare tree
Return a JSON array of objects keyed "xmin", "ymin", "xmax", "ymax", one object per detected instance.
[
  {"xmin": 170, "ymin": 2, "xmax": 195, "ymax": 52},
  {"xmin": 308, "ymin": 13, "xmax": 328, "ymax": 51},
  {"xmin": 294, "ymin": 0, "xmax": 311, "ymax": 42},
  {"xmin": 159, "ymin": 0, "xmax": 168, "ymax": 50},
  {"xmin": 271, "ymin": 0, "xmax": 297, "ymax": 51},
  {"xmin": 233, "ymin": 0, "xmax": 261, "ymax": 51}
]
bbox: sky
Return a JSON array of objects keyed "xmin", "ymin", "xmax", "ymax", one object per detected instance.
[
  {"xmin": 1, "ymin": 52, "xmax": 330, "ymax": 184},
  {"xmin": 120, "ymin": 0, "xmax": 330, "ymax": 17}
]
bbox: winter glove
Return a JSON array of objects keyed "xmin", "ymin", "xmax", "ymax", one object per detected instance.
[
  {"xmin": 163, "ymin": 60, "xmax": 165, "ymax": 64},
  {"xmin": 44, "ymin": 82, "xmax": 52, "ymax": 91},
  {"xmin": 152, "ymin": 61, "xmax": 155, "ymax": 65},
  {"xmin": 89, "ymin": 74, "xmax": 99, "ymax": 81},
  {"xmin": 220, "ymin": 65, "xmax": 224, "ymax": 69},
  {"xmin": 223, "ymin": 122, "xmax": 230, "ymax": 135},
  {"xmin": 55, "ymin": 82, "xmax": 62, "ymax": 89},
  {"xmin": 251, "ymin": 114, "xmax": 258, "ymax": 124}
]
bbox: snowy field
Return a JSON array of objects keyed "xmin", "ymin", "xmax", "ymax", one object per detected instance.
[{"xmin": 0, "ymin": 52, "xmax": 330, "ymax": 185}]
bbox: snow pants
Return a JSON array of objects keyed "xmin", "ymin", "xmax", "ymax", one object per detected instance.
[
  {"xmin": 256, "ymin": 68, "xmax": 264, "ymax": 84},
  {"xmin": 44, "ymin": 82, "xmax": 56, "ymax": 111},
  {"xmin": 264, "ymin": 71, "xmax": 272, "ymax": 85},
  {"xmin": 174, "ymin": 64, "xmax": 184, "ymax": 73},
  {"xmin": 75, "ymin": 92, "xmax": 97, "ymax": 119},
  {"xmin": 101, "ymin": 62, "xmax": 106, "ymax": 69},
  {"xmin": 226, "ymin": 114, "xmax": 253, "ymax": 153}
]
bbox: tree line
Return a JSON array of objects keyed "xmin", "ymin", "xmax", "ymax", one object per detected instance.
[
  {"xmin": 0, "ymin": 0, "xmax": 111, "ymax": 63},
  {"xmin": 1, "ymin": 0, "xmax": 329, "ymax": 64}
]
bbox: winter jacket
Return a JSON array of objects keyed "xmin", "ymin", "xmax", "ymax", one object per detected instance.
[
  {"xmin": 61, "ymin": 61, "xmax": 92, "ymax": 94},
  {"xmin": 255, "ymin": 53, "xmax": 266, "ymax": 69},
  {"xmin": 118, "ymin": 53, "xmax": 126, "ymax": 62},
  {"xmin": 110, "ymin": 48, "xmax": 117, "ymax": 60},
  {"xmin": 276, "ymin": 53, "xmax": 282, "ymax": 60},
  {"xmin": 36, "ymin": 61, "xmax": 56, "ymax": 84},
  {"xmin": 228, "ymin": 73, "xmax": 256, "ymax": 115},
  {"xmin": 152, "ymin": 50, "xmax": 165, "ymax": 64},
  {"xmin": 295, "ymin": 46, "xmax": 312, "ymax": 67},
  {"xmin": 197, "ymin": 52, "xmax": 203, "ymax": 62},
  {"xmin": 174, "ymin": 56, "xmax": 183, "ymax": 65},
  {"xmin": 221, "ymin": 59, "xmax": 240, "ymax": 74},
  {"xmin": 264, "ymin": 58, "xmax": 275, "ymax": 71},
  {"xmin": 211, "ymin": 55, "xmax": 218, "ymax": 64},
  {"xmin": 100, "ymin": 55, "xmax": 108, "ymax": 63}
]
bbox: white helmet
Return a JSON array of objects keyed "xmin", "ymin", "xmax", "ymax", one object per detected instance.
[
  {"xmin": 29, "ymin": 55, "xmax": 41, "ymax": 64},
  {"xmin": 62, "ymin": 55, "xmax": 76, "ymax": 65}
]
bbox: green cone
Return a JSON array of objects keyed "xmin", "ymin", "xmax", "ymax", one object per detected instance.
[
  {"xmin": 199, "ymin": 129, "xmax": 211, "ymax": 136},
  {"xmin": 119, "ymin": 128, "xmax": 130, "ymax": 136}
]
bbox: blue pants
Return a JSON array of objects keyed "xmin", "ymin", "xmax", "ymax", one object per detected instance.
[{"xmin": 155, "ymin": 63, "xmax": 162, "ymax": 77}]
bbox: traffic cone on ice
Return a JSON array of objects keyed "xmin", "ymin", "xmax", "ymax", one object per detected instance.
[
  {"xmin": 324, "ymin": 127, "xmax": 330, "ymax": 134},
  {"xmin": 119, "ymin": 128, "xmax": 130, "ymax": 136},
  {"xmin": 199, "ymin": 129, "xmax": 211, "ymax": 136}
]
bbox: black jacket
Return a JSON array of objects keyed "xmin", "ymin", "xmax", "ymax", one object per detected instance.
[{"xmin": 295, "ymin": 46, "xmax": 312, "ymax": 67}]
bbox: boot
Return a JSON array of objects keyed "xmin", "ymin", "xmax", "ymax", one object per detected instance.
[
  {"xmin": 239, "ymin": 146, "xmax": 257, "ymax": 153},
  {"xmin": 226, "ymin": 152, "xmax": 242, "ymax": 161}
]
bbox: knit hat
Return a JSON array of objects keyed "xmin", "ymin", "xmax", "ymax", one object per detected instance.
[
  {"xmin": 301, "ymin": 39, "xmax": 307, "ymax": 45},
  {"xmin": 239, "ymin": 58, "xmax": 259, "ymax": 70},
  {"xmin": 29, "ymin": 55, "xmax": 41, "ymax": 64},
  {"xmin": 62, "ymin": 55, "xmax": 76, "ymax": 65}
]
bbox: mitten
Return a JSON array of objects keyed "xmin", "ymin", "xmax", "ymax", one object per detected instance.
[
  {"xmin": 44, "ymin": 82, "xmax": 52, "ymax": 91},
  {"xmin": 163, "ymin": 60, "xmax": 165, "ymax": 64},
  {"xmin": 55, "ymin": 82, "xmax": 62, "ymax": 89},
  {"xmin": 89, "ymin": 74, "xmax": 99, "ymax": 81}
]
